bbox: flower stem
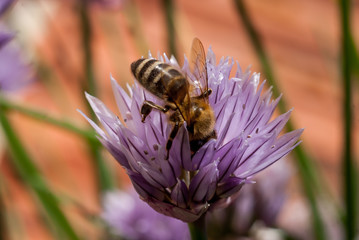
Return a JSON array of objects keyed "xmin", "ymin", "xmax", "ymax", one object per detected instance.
[
  {"xmin": 0, "ymin": 180, "xmax": 5, "ymax": 240},
  {"xmin": 0, "ymin": 95, "xmax": 99, "ymax": 143},
  {"xmin": 188, "ymin": 214, "xmax": 207, "ymax": 240},
  {"xmin": 79, "ymin": 2, "xmax": 97, "ymax": 98},
  {"xmin": 162, "ymin": 0, "xmax": 177, "ymax": 58},
  {"xmin": 339, "ymin": 0, "xmax": 357, "ymax": 239},
  {"xmin": 79, "ymin": 2, "xmax": 115, "ymax": 193},
  {"xmin": 233, "ymin": 1, "xmax": 327, "ymax": 239},
  {"xmin": 0, "ymin": 107, "xmax": 80, "ymax": 240},
  {"xmin": 348, "ymin": 33, "xmax": 359, "ymax": 80}
]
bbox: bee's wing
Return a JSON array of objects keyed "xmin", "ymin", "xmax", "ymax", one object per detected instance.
[
  {"xmin": 184, "ymin": 74, "xmax": 192, "ymax": 124},
  {"xmin": 190, "ymin": 37, "xmax": 209, "ymax": 102}
]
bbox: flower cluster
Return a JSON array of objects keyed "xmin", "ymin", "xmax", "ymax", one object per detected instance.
[
  {"xmin": 102, "ymin": 188, "xmax": 190, "ymax": 240},
  {"xmin": 82, "ymin": 47, "xmax": 303, "ymax": 222}
]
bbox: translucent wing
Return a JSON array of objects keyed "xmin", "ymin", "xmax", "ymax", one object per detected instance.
[{"xmin": 190, "ymin": 38, "xmax": 209, "ymax": 102}]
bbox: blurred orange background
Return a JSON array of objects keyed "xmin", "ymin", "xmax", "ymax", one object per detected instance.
[{"xmin": 1, "ymin": 0, "xmax": 359, "ymax": 239}]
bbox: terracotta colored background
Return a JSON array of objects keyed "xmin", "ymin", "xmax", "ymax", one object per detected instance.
[{"xmin": 1, "ymin": 0, "xmax": 358, "ymax": 239}]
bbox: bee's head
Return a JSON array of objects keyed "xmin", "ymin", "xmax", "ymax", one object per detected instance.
[{"xmin": 188, "ymin": 100, "xmax": 216, "ymax": 141}]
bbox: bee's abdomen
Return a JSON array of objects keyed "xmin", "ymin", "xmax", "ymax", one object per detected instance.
[{"xmin": 131, "ymin": 58, "xmax": 187, "ymax": 101}]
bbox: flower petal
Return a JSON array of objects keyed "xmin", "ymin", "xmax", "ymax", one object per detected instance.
[
  {"xmin": 144, "ymin": 121, "xmax": 167, "ymax": 153},
  {"xmin": 85, "ymin": 92, "xmax": 118, "ymax": 121},
  {"xmin": 192, "ymin": 139, "xmax": 216, "ymax": 169},
  {"xmin": 99, "ymin": 139, "xmax": 130, "ymax": 169},
  {"xmin": 78, "ymin": 109, "xmax": 108, "ymax": 140},
  {"xmin": 145, "ymin": 197, "xmax": 205, "ymax": 222},
  {"xmin": 171, "ymin": 179, "xmax": 189, "ymax": 208},
  {"xmin": 240, "ymin": 129, "xmax": 303, "ymax": 178},
  {"xmin": 111, "ymin": 76, "xmax": 132, "ymax": 119},
  {"xmin": 170, "ymin": 124, "xmax": 192, "ymax": 170},
  {"xmin": 158, "ymin": 157, "xmax": 178, "ymax": 187},
  {"xmin": 260, "ymin": 109, "xmax": 292, "ymax": 135},
  {"xmin": 216, "ymin": 177, "xmax": 246, "ymax": 198},
  {"xmin": 189, "ymin": 161, "xmax": 219, "ymax": 202},
  {"xmin": 137, "ymin": 162, "xmax": 171, "ymax": 188},
  {"xmin": 217, "ymin": 140, "xmax": 245, "ymax": 181},
  {"xmin": 215, "ymin": 112, "xmax": 236, "ymax": 147},
  {"xmin": 129, "ymin": 172, "xmax": 165, "ymax": 201}
]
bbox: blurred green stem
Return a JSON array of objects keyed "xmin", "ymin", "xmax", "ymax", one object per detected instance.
[
  {"xmin": 78, "ymin": 2, "xmax": 115, "ymax": 193},
  {"xmin": 349, "ymin": 33, "xmax": 359, "ymax": 80},
  {"xmin": 0, "ymin": 96, "xmax": 98, "ymax": 143},
  {"xmin": 162, "ymin": 0, "xmax": 177, "ymax": 58},
  {"xmin": 340, "ymin": 0, "xmax": 357, "ymax": 239},
  {"xmin": 0, "ymin": 180, "xmax": 5, "ymax": 240},
  {"xmin": 79, "ymin": 2, "xmax": 97, "ymax": 98},
  {"xmin": 0, "ymin": 108, "xmax": 80, "ymax": 240},
  {"xmin": 233, "ymin": 0, "xmax": 327, "ymax": 239},
  {"xmin": 124, "ymin": 1, "xmax": 149, "ymax": 55},
  {"xmin": 188, "ymin": 214, "xmax": 207, "ymax": 240}
]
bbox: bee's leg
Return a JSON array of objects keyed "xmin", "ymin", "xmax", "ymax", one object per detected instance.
[
  {"xmin": 165, "ymin": 121, "xmax": 180, "ymax": 160},
  {"xmin": 194, "ymin": 88, "xmax": 213, "ymax": 99},
  {"xmin": 141, "ymin": 100, "xmax": 171, "ymax": 122},
  {"xmin": 205, "ymin": 88, "xmax": 213, "ymax": 97}
]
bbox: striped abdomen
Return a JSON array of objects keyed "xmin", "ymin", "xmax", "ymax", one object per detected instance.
[{"xmin": 131, "ymin": 58, "xmax": 189, "ymax": 103}]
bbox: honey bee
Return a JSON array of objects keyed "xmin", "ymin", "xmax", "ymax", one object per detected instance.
[{"xmin": 130, "ymin": 38, "xmax": 216, "ymax": 159}]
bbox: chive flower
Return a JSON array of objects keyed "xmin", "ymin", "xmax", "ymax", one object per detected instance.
[
  {"xmin": 82, "ymin": 47, "xmax": 303, "ymax": 222},
  {"xmin": 102, "ymin": 188, "xmax": 190, "ymax": 240}
]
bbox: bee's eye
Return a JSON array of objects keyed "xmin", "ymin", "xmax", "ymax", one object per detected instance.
[{"xmin": 193, "ymin": 107, "xmax": 203, "ymax": 119}]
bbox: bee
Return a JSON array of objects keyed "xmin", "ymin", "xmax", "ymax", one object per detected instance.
[{"xmin": 130, "ymin": 38, "xmax": 216, "ymax": 159}]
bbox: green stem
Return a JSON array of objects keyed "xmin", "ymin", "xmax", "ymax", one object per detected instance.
[
  {"xmin": 0, "ymin": 96, "xmax": 98, "ymax": 143},
  {"xmin": 188, "ymin": 214, "xmax": 207, "ymax": 240},
  {"xmin": 124, "ymin": 1, "xmax": 149, "ymax": 56},
  {"xmin": 349, "ymin": 33, "xmax": 359, "ymax": 80},
  {"xmin": 340, "ymin": 0, "xmax": 357, "ymax": 239},
  {"xmin": 162, "ymin": 0, "xmax": 177, "ymax": 58},
  {"xmin": 233, "ymin": 1, "xmax": 327, "ymax": 239},
  {"xmin": 0, "ymin": 108, "xmax": 80, "ymax": 240},
  {"xmin": 0, "ymin": 181, "xmax": 5, "ymax": 240},
  {"xmin": 79, "ymin": 2, "xmax": 115, "ymax": 193},
  {"xmin": 291, "ymin": 146, "xmax": 326, "ymax": 239},
  {"xmin": 79, "ymin": 2, "xmax": 97, "ymax": 98}
]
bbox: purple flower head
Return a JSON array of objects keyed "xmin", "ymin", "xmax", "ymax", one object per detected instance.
[
  {"xmin": 102, "ymin": 188, "xmax": 190, "ymax": 240},
  {"xmin": 0, "ymin": 0, "xmax": 15, "ymax": 48},
  {"xmin": 0, "ymin": 0, "xmax": 32, "ymax": 93},
  {"xmin": 0, "ymin": 0, "xmax": 15, "ymax": 16},
  {"xmin": 0, "ymin": 42, "xmax": 33, "ymax": 92},
  {"xmin": 82, "ymin": 46, "xmax": 303, "ymax": 222}
]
